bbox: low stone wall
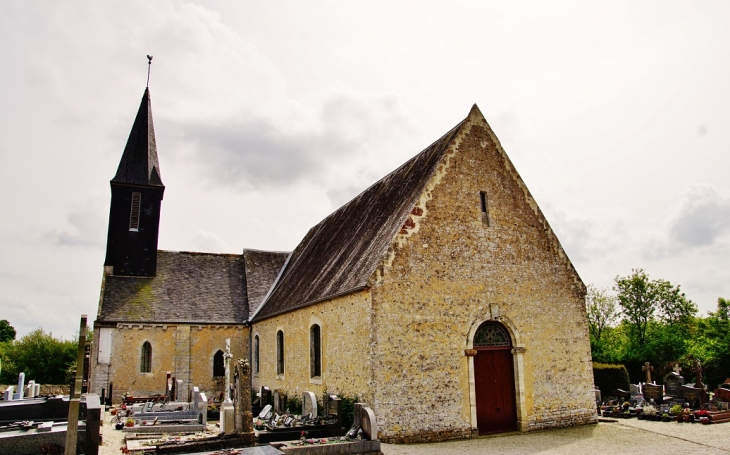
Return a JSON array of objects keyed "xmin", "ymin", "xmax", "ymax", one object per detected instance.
[
  {"xmin": 526, "ymin": 408, "xmax": 598, "ymax": 431},
  {"xmin": 379, "ymin": 426, "xmax": 476, "ymax": 444},
  {"xmin": 0, "ymin": 385, "xmax": 71, "ymax": 396}
]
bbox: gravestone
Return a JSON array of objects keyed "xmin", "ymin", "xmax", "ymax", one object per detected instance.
[
  {"xmin": 14, "ymin": 372, "xmax": 25, "ymax": 400},
  {"xmin": 681, "ymin": 384, "xmax": 706, "ymax": 407},
  {"xmin": 663, "ymin": 372, "xmax": 684, "ymax": 398},
  {"xmin": 258, "ymin": 404, "xmax": 273, "ymax": 420},
  {"xmin": 273, "ymin": 390, "xmax": 282, "ymax": 413},
  {"xmin": 594, "ymin": 387, "xmax": 601, "ymax": 403},
  {"xmin": 630, "ymin": 384, "xmax": 641, "ymax": 398},
  {"xmin": 359, "ymin": 405, "xmax": 378, "ymax": 441},
  {"xmin": 260, "ymin": 386, "xmax": 272, "ymax": 407},
  {"xmin": 642, "ymin": 362, "xmax": 654, "ymax": 384},
  {"xmin": 303, "ymin": 391, "xmax": 318, "ymax": 417},
  {"xmin": 3, "ymin": 386, "xmax": 14, "ymax": 401},
  {"xmin": 643, "ymin": 383, "xmax": 663, "ymax": 404},
  {"xmin": 25, "ymin": 380, "xmax": 36, "ymax": 398},
  {"xmin": 221, "ymin": 338, "xmax": 235, "ymax": 435},
  {"xmin": 176, "ymin": 380, "xmax": 183, "ymax": 401},
  {"xmin": 192, "ymin": 387, "xmax": 208, "ymax": 424}
]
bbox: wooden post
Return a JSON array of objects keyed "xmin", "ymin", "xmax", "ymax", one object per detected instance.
[{"xmin": 65, "ymin": 315, "xmax": 87, "ymax": 455}]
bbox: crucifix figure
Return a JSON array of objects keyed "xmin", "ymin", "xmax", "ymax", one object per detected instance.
[
  {"xmin": 642, "ymin": 362, "xmax": 654, "ymax": 383},
  {"xmin": 692, "ymin": 358, "xmax": 704, "ymax": 387},
  {"xmin": 672, "ymin": 363, "xmax": 682, "ymax": 375}
]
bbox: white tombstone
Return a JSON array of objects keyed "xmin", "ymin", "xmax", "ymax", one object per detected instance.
[
  {"xmin": 360, "ymin": 405, "xmax": 378, "ymax": 441},
  {"xmin": 14, "ymin": 372, "xmax": 25, "ymax": 400},
  {"xmin": 175, "ymin": 380, "xmax": 183, "ymax": 401},
  {"xmin": 34, "ymin": 383, "xmax": 40, "ymax": 397},
  {"xmin": 302, "ymin": 391, "xmax": 318, "ymax": 417},
  {"xmin": 272, "ymin": 390, "xmax": 281, "ymax": 413},
  {"xmin": 3, "ymin": 386, "xmax": 14, "ymax": 401},
  {"xmin": 25, "ymin": 380, "xmax": 35, "ymax": 398},
  {"xmin": 258, "ymin": 404, "xmax": 272, "ymax": 420},
  {"xmin": 198, "ymin": 391, "xmax": 208, "ymax": 425}
]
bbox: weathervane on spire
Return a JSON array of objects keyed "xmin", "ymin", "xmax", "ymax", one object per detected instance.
[{"xmin": 146, "ymin": 55, "xmax": 153, "ymax": 88}]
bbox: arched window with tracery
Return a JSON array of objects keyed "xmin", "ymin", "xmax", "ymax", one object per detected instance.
[
  {"xmin": 140, "ymin": 341, "xmax": 152, "ymax": 373},
  {"xmin": 213, "ymin": 350, "xmax": 225, "ymax": 377},
  {"xmin": 473, "ymin": 322, "xmax": 512, "ymax": 348}
]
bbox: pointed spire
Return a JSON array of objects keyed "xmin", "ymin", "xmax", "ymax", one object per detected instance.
[{"xmin": 112, "ymin": 88, "xmax": 164, "ymax": 187}]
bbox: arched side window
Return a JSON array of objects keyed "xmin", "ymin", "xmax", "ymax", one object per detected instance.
[
  {"xmin": 276, "ymin": 330, "xmax": 284, "ymax": 375},
  {"xmin": 473, "ymin": 322, "xmax": 512, "ymax": 348},
  {"xmin": 213, "ymin": 350, "xmax": 225, "ymax": 377},
  {"xmin": 140, "ymin": 341, "xmax": 152, "ymax": 373},
  {"xmin": 310, "ymin": 324, "xmax": 322, "ymax": 378},
  {"xmin": 253, "ymin": 335, "xmax": 260, "ymax": 374}
]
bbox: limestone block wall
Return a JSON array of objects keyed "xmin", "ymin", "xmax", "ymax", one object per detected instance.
[
  {"xmin": 369, "ymin": 117, "xmax": 596, "ymax": 443},
  {"xmin": 90, "ymin": 323, "xmax": 247, "ymax": 404},
  {"xmin": 251, "ymin": 290, "xmax": 373, "ymax": 406}
]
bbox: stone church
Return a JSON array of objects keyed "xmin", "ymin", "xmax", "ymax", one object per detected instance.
[{"xmin": 90, "ymin": 88, "xmax": 597, "ymax": 442}]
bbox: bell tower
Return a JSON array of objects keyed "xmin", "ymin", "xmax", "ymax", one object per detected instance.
[{"xmin": 104, "ymin": 87, "xmax": 165, "ymax": 276}]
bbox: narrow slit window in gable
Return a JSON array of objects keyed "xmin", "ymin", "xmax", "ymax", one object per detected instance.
[{"xmin": 480, "ymin": 191, "xmax": 489, "ymax": 225}]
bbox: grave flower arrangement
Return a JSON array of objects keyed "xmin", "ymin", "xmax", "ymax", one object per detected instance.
[{"xmin": 642, "ymin": 404, "xmax": 657, "ymax": 417}]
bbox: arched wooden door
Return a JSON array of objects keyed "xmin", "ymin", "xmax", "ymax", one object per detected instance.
[{"xmin": 474, "ymin": 322, "xmax": 517, "ymax": 434}]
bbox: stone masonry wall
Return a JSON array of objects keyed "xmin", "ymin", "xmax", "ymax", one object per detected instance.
[
  {"xmin": 369, "ymin": 111, "xmax": 596, "ymax": 443},
  {"xmin": 251, "ymin": 290, "xmax": 373, "ymax": 407},
  {"xmin": 90, "ymin": 323, "xmax": 247, "ymax": 404}
]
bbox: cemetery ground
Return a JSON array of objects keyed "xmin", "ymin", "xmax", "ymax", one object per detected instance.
[{"xmin": 97, "ymin": 414, "xmax": 730, "ymax": 454}]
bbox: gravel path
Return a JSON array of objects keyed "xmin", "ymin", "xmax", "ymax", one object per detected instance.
[{"xmin": 99, "ymin": 413, "xmax": 730, "ymax": 454}]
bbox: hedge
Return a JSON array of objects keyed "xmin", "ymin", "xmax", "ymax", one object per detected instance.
[{"xmin": 593, "ymin": 362, "xmax": 630, "ymax": 396}]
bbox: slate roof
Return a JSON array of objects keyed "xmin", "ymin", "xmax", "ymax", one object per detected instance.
[
  {"xmin": 98, "ymin": 250, "xmax": 247, "ymax": 324},
  {"xmin": 252, "ymin": 115, "xmax": 467, "ymax": 321},
  {"xmin": 242, "ymin": 249, "xmax": 290, "ymax": 319},
  {"xmin": 112, "ymin": 88, "xmax": 164, "ymax": 187}
]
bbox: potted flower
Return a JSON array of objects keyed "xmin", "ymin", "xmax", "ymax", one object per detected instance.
[
  {"xmin": 661, "ymin": 412, "xmax": 672, "ymax": 422},
  {"xmin": 670, "ymin": 404, "xmax": 684, "ymax": 422},
  {"xmin": 642, "ymin": 404, "xmax": 658, "ymax": 421}
]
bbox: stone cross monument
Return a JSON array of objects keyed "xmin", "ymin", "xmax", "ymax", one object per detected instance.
[
  {"xmin": 642, "ymin": 362, "xmax": 654, "ymax": 383},
  {"xmin": 220, "ymin": 338, "xmax": 235, "ymax": 435}
]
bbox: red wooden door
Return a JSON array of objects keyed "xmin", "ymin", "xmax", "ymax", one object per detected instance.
[{"xmin": 474, "ymin": 347, "xmax": 517, "ymax": 434}]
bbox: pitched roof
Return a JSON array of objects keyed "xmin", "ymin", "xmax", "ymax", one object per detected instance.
[
  {"xmin": 98, "ymin": 250, "xmax": 247, "ymax": 324},
  {"xmin": 242, "ymin": 249, "xmax": 290, "ymax": 319},
  {"xmin": 112, "ymin": 88, "xmax": 164, "ymax": 187},
  {"xmin": 252, "ymin": 116, "xmax": 466, "ymax": 321}
]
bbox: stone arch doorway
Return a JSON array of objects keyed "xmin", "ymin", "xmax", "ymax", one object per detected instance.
[{"xmin": 473, "ymin": 321, "xmax": 517, "ymax": 434}]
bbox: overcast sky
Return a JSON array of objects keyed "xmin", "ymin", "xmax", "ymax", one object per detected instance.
[{"xmin": 1, "ymin": 1, "xmax": 729, "ymax": 340}]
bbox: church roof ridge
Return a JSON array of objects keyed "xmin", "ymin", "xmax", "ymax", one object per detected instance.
[
  {"xmin": 112, "ymin": 88, "xmax": 164, "ymax": 187},
  {"xmin": 251, "ymin": 109, "xmax": 470, "ymax": 321}
]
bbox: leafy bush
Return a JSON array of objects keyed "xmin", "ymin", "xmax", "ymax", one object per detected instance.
[
  {"xmin": 0, "ymin": 329, "xmax": 78, "ymax": 384},
  {"xmin": 593, "ymin": 362, "xmax": 630, "ymax": 395}
]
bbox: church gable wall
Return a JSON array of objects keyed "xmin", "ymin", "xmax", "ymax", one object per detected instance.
[
  {"xmin": 90, "ymin": 324, "xmax": 247, "ymax": 404},
  {"xmin": 369, "ymin": 116, "xmax": 596, "ymax": 443},
  {"xmin": 251, "ymin": 290, "xmax": 373, "ymax": 407}
]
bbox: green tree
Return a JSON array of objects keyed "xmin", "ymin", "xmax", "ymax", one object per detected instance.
[
  {"xmin": 614, "ymin": 269, "xmax": 656, "ymax": 348},
  {"xmin": 0, "ymin": 320, "xmax": 16, "ymax": 343},
  {"xmin": 586, "ymin": 285, "xmax": 618, "ymax": 342},
  {"xmin": 654, "ymin": 279, "xmax": 697, "ymax": 326},
  {"xmin": 0, "ymin": 329, "xmax": 77, "ymax": 384}
]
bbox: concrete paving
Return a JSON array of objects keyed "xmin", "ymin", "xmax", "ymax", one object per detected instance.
[
  {"xmin": 380, "ymin": 419, "xmax": 730, "ymax": 454},
  {"xmin": 100, "ymin": 413, "xmax": 730, "ymax": 455}
]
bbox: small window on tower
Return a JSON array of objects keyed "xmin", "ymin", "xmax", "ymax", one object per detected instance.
[
  {"xmin": 129, "ymin": 192, "xmax": 141, "ymax": 231},
  {"xmin": 480, "ymin": 191, "xmax": 489, "ymax": 226}
]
